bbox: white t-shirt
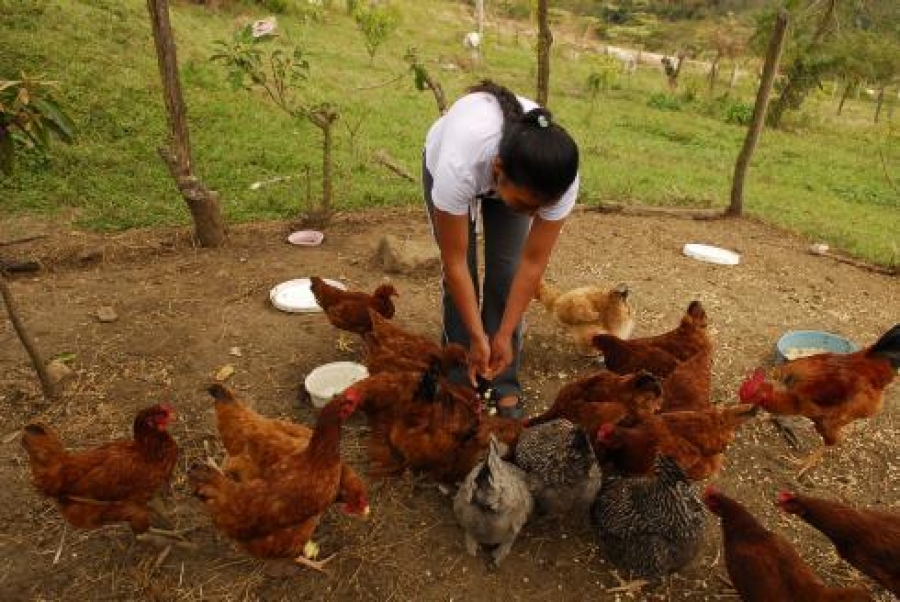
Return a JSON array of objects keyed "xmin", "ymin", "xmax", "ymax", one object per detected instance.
[{"xmin": 424, "ymin": 92, "xmax": 579, "ymax": 222}]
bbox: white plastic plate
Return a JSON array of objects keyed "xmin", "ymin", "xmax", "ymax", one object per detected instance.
[
  {"xmin": 682, "ymin": 243, "xmax": 741, "ymax": 266},
  {"xmin": 269, "ymin": 278, "xmax": 345, "ymax": 313}
]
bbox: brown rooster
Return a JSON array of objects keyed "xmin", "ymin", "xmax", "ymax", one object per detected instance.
[
  {"xmin": 704, "ymin": 487, "xmax": 872, "ymax": 602},
  {"xmin": 739, "ymin": 324, "xmax": 899, "ymax": 477},
  {"xmin": 593, "ymin": 300, "xmax": 710, "ymax": 378},
  {"xmin": 778, "ymin": 491, "xmax": 900, "ymax": 597},
  {"xmin": 190, "ymin": 393, "xmax": 364, "ymax": 571},
  {"xmin": 310, "ymin": 276, "xmax": 398, "ymax": 335},
  {"xmin": 21, "ymin": 404, "xmax": 178, "ymax": 534}
]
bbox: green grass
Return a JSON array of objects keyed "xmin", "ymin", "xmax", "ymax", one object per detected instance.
[{"xmin": 1, "ymin": 0, "xmax": 898, "ymax": 266}]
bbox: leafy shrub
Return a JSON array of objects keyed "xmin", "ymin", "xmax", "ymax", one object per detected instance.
[
  {"xmin": 0, "ymin": 75, "xmax": 75, "ymax": 176},
  {"xmin": 586, "ymin": 55, "xmax": 622, "ymax": 95},
  {"xmin": 647, "ymin": 92, "xmax": 681, "ymax": 111},
  {"xmin": 679, "ymin": 78, "xmax": 701, "ymax": 103},
  {"xmin": 724, "ymin": 100, "xmax": 753, "ymax": 125},
  {"xmin": 353, "ymin": 2, "xmax": 401, "ymax": 62}
]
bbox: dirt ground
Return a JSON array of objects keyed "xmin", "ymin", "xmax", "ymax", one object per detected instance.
[{"xmin": 0, "ymin": 208, "xmax": 897, "ymax": 601}]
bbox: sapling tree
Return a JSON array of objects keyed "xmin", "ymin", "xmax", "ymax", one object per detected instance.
[
  {"xmin": 353, "ymin": 2, "xmax": 401, "ymax": 64},
  {"xmin": 213, "ymin": 18, "xmax": 338, "ymax": 220}
]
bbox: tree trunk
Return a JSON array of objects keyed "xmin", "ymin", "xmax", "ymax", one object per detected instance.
[
  {"xmin": 728, "ymin": 61, "xmax": 740, "ymax": 91},
  {"xmin": 837, "ymin": 80, "xmax": 853, "ymax": 115},
  {"xmin": 308, "ymin": 107, "xmax": 339, "ymax": 219},
  {"xmin": 708, "ymin": 52, "xmax": 721, "ymax": 96},
  {"xmin": 874, "ymin": 85, "xmax": 885, "ymax": 123},
  {"xmin": 768, "ymin": 0, "xmax": 836, "ymax": 129},
  {"xmin": 674, "ymin": 51, "xmax": 686, "ymax": 83},
  {"xmin": 0, "ymin": 272, "xmax": 57, "ymax": 400},
  {"xmin": 535, "ymin": 0, "xmax": 552, "ymax": 106},
  {"xmin": 475, "ymin": 0, "xmax": 484, "ymax": 37},
  {"xmin": 147, "ymin": 0, "xmax": 225, "ymax": 248},
  {"xmin": 728, "ymin": 10, "xmax": 789, "ymax": 218}
]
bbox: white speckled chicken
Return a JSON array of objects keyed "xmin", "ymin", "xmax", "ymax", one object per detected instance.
[
  {"xmin": 453, "ymin": 435, "xmax": 533, "ymax": 567},
  {"xmin": 513, "ymin": 419, "xmax": 599, "ymax": 516},
  {"xmin": 590, "ymin": 455, "xmax": 706, "ymax": 580}
]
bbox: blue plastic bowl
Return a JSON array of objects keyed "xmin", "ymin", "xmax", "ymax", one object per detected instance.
[{"xmin": 776, "ymin": 330, "xmax": 858, "ymax": 363}]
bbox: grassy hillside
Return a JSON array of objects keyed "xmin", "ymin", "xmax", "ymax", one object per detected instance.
[{"xmin": 1, "ymin": 0, "xmax": 898, "ymax": 266}]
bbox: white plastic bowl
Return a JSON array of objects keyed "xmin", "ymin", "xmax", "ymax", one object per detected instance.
[{"xmin": 304, "ymin": 362, "xmax": 369, "ymax": 408}]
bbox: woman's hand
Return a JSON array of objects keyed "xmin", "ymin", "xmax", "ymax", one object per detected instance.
[
  {"xmin": 488, "ymin": 332, "xmax": 514, "ymax": 378},
  {"xmin": 469, "ymin": 333, "xmax": 491, "ymax": 385}
]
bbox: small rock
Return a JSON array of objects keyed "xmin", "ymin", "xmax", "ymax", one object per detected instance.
[
  {"xmin": 96, "ymin": 306, "xmax": 118, "ymax": 323},
  {"xmin": 215, "ymin": 364, "xmax": 236, "ymax": 382},
  {"xmin": 45, "ymin": 359, "xmax": 74, "ymax": 385},
  {"xmin": 375, "ymin": 235, "xmax": 440, "ymax": 276},
  {"xmin": 229, "ymin": 347, "xmax": 243, "ymax": 357}
]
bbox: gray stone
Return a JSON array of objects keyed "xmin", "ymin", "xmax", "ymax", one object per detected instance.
[{"xmin": 375, "ymin": 235, "xmax": 440, "ymax": 276}]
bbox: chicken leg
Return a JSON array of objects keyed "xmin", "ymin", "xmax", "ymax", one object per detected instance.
[
  {"xmin": 294, "ymin": 540, "xmax": 335, "ymax": 572},
  {"xmin": 770, "ymin": 416, "xmax": 803, "ymax": 450},
  {"xmin": 794, "ymin": 446, "xmax": 827, "ymax": 481}
]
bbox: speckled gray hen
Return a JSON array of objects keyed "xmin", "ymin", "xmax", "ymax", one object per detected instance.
[
  {"xmin": 454, "ymin": 435, "xmax": 533, "ymax": 567},
  {"xmin": 514, "ymin": 418, "xmax": 599, "ymax": 516},
  {"xmin": 590, "ymin": 454, "xmax": 706, "ymax": 579}
]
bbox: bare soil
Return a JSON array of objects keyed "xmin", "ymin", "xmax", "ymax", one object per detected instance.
[{"xmin": 1, "ymin": 208, "xmax": 897, "ymax": 601}]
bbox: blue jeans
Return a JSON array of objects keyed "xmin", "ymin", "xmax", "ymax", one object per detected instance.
[{"xmin": 422, "ymin": 158, "xmax": 531, "ymax": 399}]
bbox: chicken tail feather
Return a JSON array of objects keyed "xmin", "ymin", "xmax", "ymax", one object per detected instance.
[
  {"xmin": 21, "ymin": 423, "xmax": 66, "ymax": 467},
  {"xmin": 869, "ymin": 323, "xmax": 900, "ymax": 369},
  {"xmin": 207, "ymin": 383, "xmax": 237, "ymax": 404}
]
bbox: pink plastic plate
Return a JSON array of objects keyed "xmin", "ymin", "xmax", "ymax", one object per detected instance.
[{"xmin": 287, "ymin": 230, "xmax": 325, "ymax": 246}]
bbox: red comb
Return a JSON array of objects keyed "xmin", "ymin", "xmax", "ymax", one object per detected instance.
[
  {"xmin": 776, "ymin": 491, "xmax": 796, "ymax": 507},
  {"xmin": 738, "ymin": 369, "xmax": 766, "ymax": 402},
  {"xmin": 596, "ymin": 423, "xmax": 616, "ymax": 442}
]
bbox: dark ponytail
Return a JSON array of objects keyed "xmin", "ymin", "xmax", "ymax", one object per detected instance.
[
  {"xmin": 468, "ymin": 80, "xmax": 579, "ymax": 204},
  {"xmin": 467, "ymin": 80, "xmax": 523, "ymax": 123}
]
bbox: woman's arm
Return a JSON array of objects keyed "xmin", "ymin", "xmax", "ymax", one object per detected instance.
[
  {"xmin": 431, "ymin": 208, "xmax": 490, "ymax": 383},
  {"xmin": 489, "ymin": 216, "xmax": 565, "ymax": 376}
]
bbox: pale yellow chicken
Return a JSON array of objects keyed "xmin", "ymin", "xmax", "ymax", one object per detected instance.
[{"xmin": 536, "ymin": 280, "xmax": 634, "ymax": 355}]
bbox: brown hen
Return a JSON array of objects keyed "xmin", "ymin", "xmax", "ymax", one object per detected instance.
[{"xmin": 22, "ymin": 405, "xmax": 178, "ymax": 534}]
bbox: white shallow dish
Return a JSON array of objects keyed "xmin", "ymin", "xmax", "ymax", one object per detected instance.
[
  {"xmin": 304, "ymin": 362, "xmax": 369, "ymax": 408},
  {"xmin": 270, "ymin": 278, "xmax": 345, "ymax": 313},
  {"xmin": 683, "ymin": 243, "xmax": 741, "ymax": 266}
]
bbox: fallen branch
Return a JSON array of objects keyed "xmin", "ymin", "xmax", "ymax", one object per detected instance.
[
  {"xmin": 811, "ymin": 249, "xmax": 897, "ymax": 277},
  {"xmin": 593, "ymin": 202, "xmax": 725, "ymax": 220},
  {"xmin": 0, "ymin": 270, "xmax": 57, "ymax": 400},
  {"xmin": 0, "ymin": 258, "xmax": 41, "ymax": 273},
  {"xmin": 373, "ymin": 149, "xmax": 416, "ymax": 182},
  {"xmin": 0, "ymin": 234, "xmax": 48, "ymax": 247}
]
